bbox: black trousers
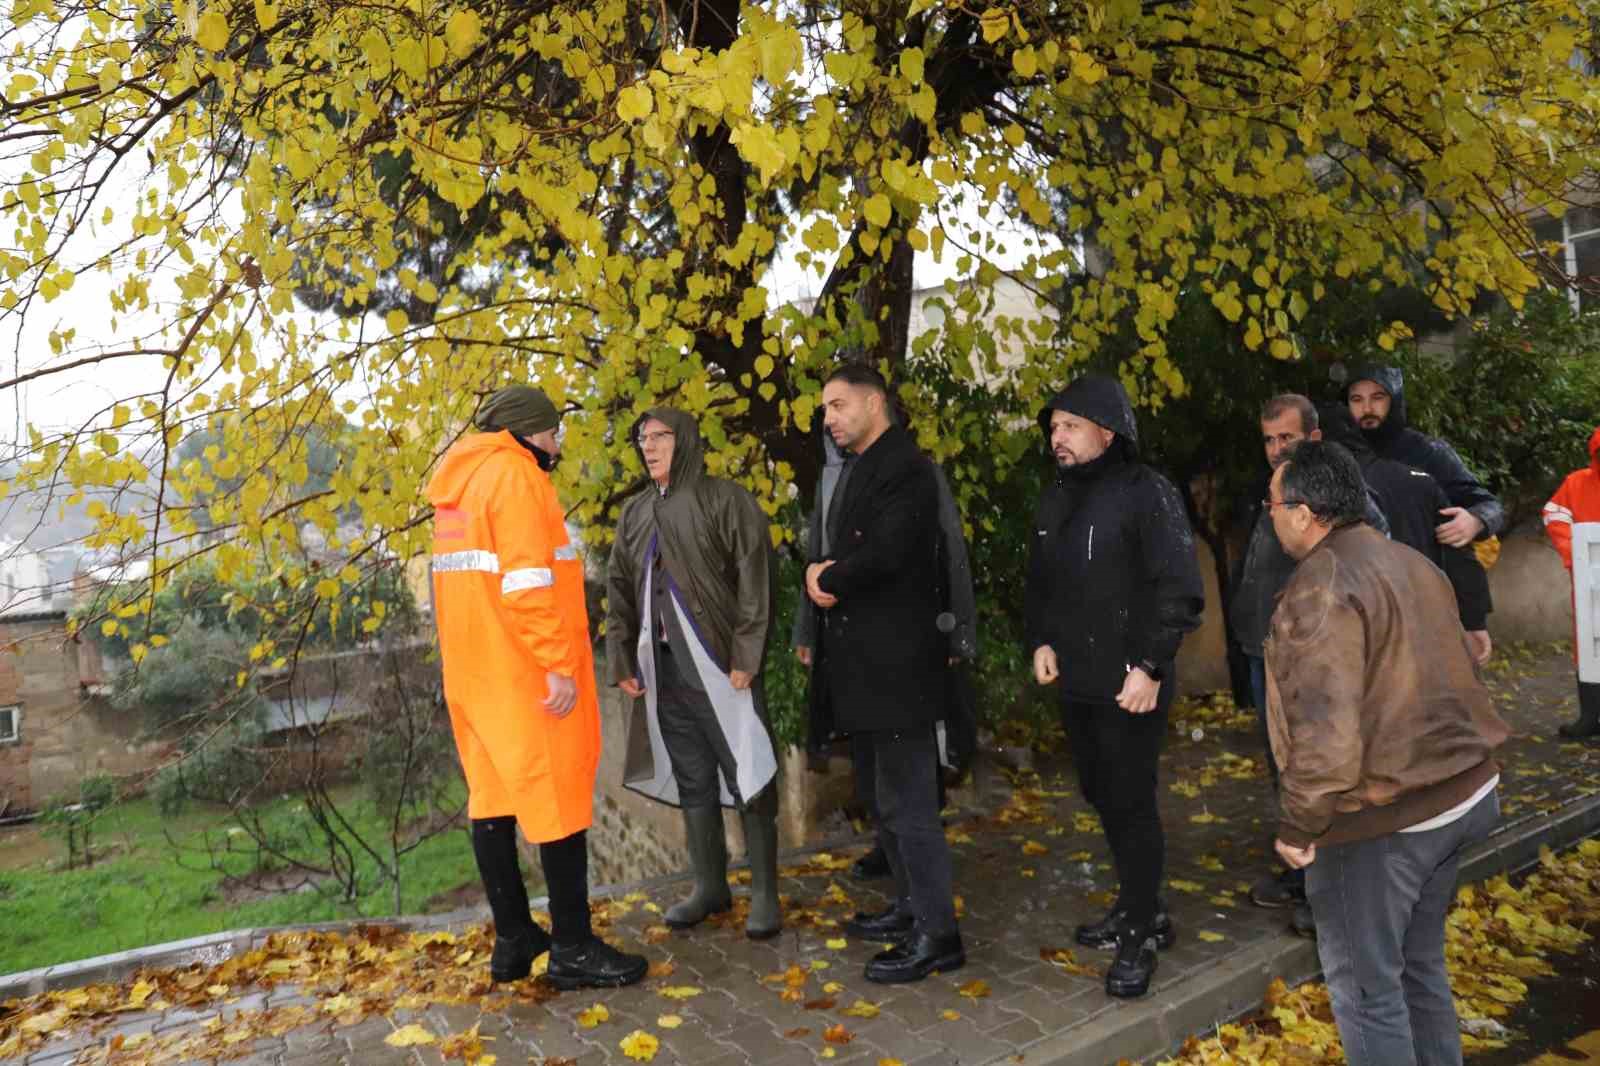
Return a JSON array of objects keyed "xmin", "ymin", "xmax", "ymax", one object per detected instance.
[
  {"xmin": 656, "ymin": 646, "xmax": 743, "ymax": 807},
  {"xmin": 1060, "ymin": 685, "xmax": 1172, "ymax": 928},
  {"xmin": 857, "ymin": 728, "xmax": 958, "ymax": 938},
  {"xmin": 472, "ymin": 818, "xmax": 593, "ymax": 948}
]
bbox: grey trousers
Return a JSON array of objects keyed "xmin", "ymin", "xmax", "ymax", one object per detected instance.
[
  {"xmin": 655, "ymin": 646, "xmax": 743, "ymax": 808},
  {"xmin": 1306, "ymin": 788, "xmax": 1499, "ymax": 1066},
  {"xmin": 866, "ymin": 728, "xmax": 959, "ymax": 939}
]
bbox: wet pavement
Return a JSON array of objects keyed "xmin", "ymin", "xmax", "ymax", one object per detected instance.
[{"xmin": 3, "ymin": 643, "xmax": 1599, "ymax": 1066}]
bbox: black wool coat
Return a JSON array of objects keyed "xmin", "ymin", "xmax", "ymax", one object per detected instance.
[{"xmin": 809, "ymin": 424, "xmax": 947, "ymax": 739}]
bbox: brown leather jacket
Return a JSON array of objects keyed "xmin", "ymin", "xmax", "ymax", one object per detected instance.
[{"xmin": 1265, "ymin": 522, "xmax": 1508, "ymax": 847}]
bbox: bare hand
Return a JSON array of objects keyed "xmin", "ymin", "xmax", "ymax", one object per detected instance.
[
  {"xmin": 545, "ymin": 673, "xmax": 578, "ymax": 716},
  {"xmin": 806, "ymin": 562, "xmax": 838, "ymax": 609},
  {"xmin": 1465, "ymin": 630, "xmax": 1492, "ymax": 665},
  {"xmin": 1275, "ymin": 838, "xmax": 1317, "ymax": 869},
  {"xmin": 1436, "ymin": 507, "xmax": 1485, "ymax": 548},
  {"xmin": 618, "ymin": 677, "xmax": 645, "ymax": 699},
  {"xmin": 794, "ymin": 645, "xmax": 813, "ymax": 667},
  {"xmin": 729, "ymin": 669, "xmax": 754, "ymax": 690},
  {"xmin": 1116, "ymin": 667, "xmax": 1161, "ymax": 714},
  {"xmin": 1032, "ymin": 645, "xmax": 1059, "ymax": 686}
]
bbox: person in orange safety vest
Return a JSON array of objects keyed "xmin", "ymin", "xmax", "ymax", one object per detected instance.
[
  {"xmin": 428, "ymin": 384, "xmax": 647, "ymax": 988},
  {"xmin": 1543, "ymin": 424, "xmax": 1600, "ymax": 740}
]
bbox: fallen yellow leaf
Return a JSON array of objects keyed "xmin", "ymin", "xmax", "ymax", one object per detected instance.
[
  {"xmin": 823, "ymin": 1023, "xmax": 854, "ymax": 1045},
  {"xmin": 657, "ymin": 1014, "xmax": 683, "ymax": 1029},
  {"xmin": 823, "ymin": 981, "xmax": 845, "ymax": 994},
  {"xmin": 826, "ymin": 937, "xmax": 848, "ymax": 950},
  {"xmin": 658, "ymin": 985, "xmax": 703, "ymax": 999},
  {"xmin": 620, "ymin": 1030, "xmax": 660, "ymax": 1062},
  {"xmin": 958, "ymin": 979, "xmax": 991, "ymax": 1000},
  {"xmin": 940, "ymin": 1009, "xmax": 961, "ymax": 1021},
  {"xmin": 385, "ymin": 1023, "xmax": 437, "ymax": 1047},
  {"xmin": 842, "ymin": 999, "xmax": 880, "ymax": 1018},
  {"xmin": 1021, "ymin": 840, "xmax": 1049, "ymax": 856},
  {"xmin": 577, "ymin": 1003, "xmax": 611, "ymax": 1028},
  {"xmin": 821, "ymin": 1049, "xmax": 837, "ymax": 1060}
]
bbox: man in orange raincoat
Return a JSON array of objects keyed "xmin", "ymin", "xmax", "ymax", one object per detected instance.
[
  {"xmin": 428, "ymin": 384, "xmax": 647, "ymax": 988},
  {"xmin": 1543, "ymin": 424, "xmax": 1600, "ymax": 740}
]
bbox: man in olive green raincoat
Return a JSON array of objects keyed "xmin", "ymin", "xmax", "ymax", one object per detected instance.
[{"xmin": 605, "ymin": 407, "xmax": 781, "ymax": 939}]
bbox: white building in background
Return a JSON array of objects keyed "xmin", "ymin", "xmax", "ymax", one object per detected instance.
[{"xmin": 0, "ymin": 539, "xmax": 54, "ymax": 616}]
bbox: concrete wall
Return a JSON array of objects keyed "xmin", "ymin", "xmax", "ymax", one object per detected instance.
[
  {"xmin": 1175, "ymin": 540, "xmax": 1232, "ymax": 697},
  {"xmin": 1486, "ymin": 526, "xmax": 1573, "ymax": 644}
]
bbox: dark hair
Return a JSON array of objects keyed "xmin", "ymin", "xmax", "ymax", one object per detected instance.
[
  {"xmin": 824, "ymin": 362, "xmax": 889, "ymax": 397},
  {"xmin": 1280, "ymin": 441, "xmax": 1366, "ymax": 525},
  {"xmin": 1314, "ymin": 403, "xmax": 1373, "ymax": 459},
  {"xmin": 1260, "ymin": 393, "xmax": 1318, "ymax": 434}
]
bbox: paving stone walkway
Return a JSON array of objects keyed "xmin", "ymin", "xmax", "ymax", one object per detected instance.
[{"xmin": 3, "ymin": 644, "xmax": 1598, "ymax": 1066}]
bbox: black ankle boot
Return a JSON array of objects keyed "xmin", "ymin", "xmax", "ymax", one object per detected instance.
[
  {"xmin": 471, "ymin": 817, "xmax": 551, "ymax": 982},
  {"xmin": 1076, "ymin": 898, "xmax": 1175, "ymax": 951},
  {"xmin": 850, "ymin": 846, "xmax": 891, "ymax": 882},
  {"xmin": 1105, "ymin": 920, "xmax": 1159, "ymax": 998}
]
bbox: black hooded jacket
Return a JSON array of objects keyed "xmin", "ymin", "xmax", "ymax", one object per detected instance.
[
  {"xmin": 1319, "ymin": 406, "xmax": 1492, "ymax": 630},
  {"xmin": 1024, "ymin": 376, "xmax": 1205, "ymax": 702},
  {"xmin": 1347, "ymin": 365, "xmax": 1505, "ymax": 539}
]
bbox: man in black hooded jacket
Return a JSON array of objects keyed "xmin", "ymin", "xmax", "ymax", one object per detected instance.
[
  {"xmin": 1346, "ymin": 365, "xmax": 1504, "ymax": 547},
  {"xmin": 1319, "ymin": 404, "xmax": 1494, "ymax": 665},
  {"xmin": 1024, "ymin": 374, "xmax": 1204, "ymax": 999}
]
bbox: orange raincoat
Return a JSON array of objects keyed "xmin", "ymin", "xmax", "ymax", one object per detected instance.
[{"xmin": 427, "ymin": 430, "xmax": 600, "ymax": 843}]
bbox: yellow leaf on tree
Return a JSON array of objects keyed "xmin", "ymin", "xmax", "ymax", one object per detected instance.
[
  {"xmin": 444, "ymin": 8, "xmax": 482, "ymax": 57},
  {"xmin": 195, "ymin": 9, "xmax": 229, "ymax": 50}
]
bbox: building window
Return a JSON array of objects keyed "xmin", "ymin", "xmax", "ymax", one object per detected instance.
[
  {"xmin": 1533, "ymin": 206, "xmax": 1600, "ymax": 313},
  {"xmin": 0, "ymin": 705, "xmax": 18, "ymax": 745}
]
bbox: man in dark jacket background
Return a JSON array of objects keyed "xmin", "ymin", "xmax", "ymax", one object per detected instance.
[
  {"xmin": 1025, "ymin": 375, "xmax": 1204, "ymax": 999},
  {"xmin": 806, "ymin": 363, "xmax": 963, "ymax": 984},
  {"xmin": 1346, "ymin": 365, "xmax": 1505, "ymax": 547},
  {"xmin": 1265, "ymin": 441, "xmax": 1507, "ymax": 1066},
  {"xmin": 1318, "ymin": 404, "xmax": 1493, "ymax": 665}
]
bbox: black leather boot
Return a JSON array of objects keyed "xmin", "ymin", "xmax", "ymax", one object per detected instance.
[
  {"xmin": 1560, "ymin": 683, "xmax": 1600, "ymax": 739},
  {"xmin": 545, "ymin": 938, "xmax": 649, "ymax": 989},
  {"xmin": 1105, "ymin": 920, "xmax": 1158, "ymax": 999},
  {"xmin": 846, "ymin": 900, "xmax": 915, "ymax": 941},
  {"xmin": 665, "ymin": 805, "xmax": 733, "ymax": 928},
  {"xmin": 1076, "ymin": 897, "xmax": 1175, "ymax": 951},
  {"xmin": 864, "ymin": 931, "xmax": 965, "ymax": 984},
  {"xmin": 470, "ymin": 817, "xmax": 551, "ymax": 982},
  {"xmin": 850, "ymin": 846, "xmax": 891, "ymax": 881}
]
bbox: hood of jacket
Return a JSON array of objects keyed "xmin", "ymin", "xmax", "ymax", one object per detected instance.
[
  {"xmin": 1036, "ymin": 374, "xmax": 1139, "ymax": 460},
  {"xmin": 631, "ymin": 406, "xmax": 707, "ymax": 495},
  {"xmin": 426, "ymin": 430, "xmax": 533, "ymax": 508},
  {"xmin": 1346, "ymin": 363, "xmax": 1408, "ymax": 444},
  {"xmin": 1317, "ymin": 403, "xmax": 1376, "ymax": 465},
  {"xmin": 1590, "ymin": 425, "xmax": 1600, "ymax": 474}
]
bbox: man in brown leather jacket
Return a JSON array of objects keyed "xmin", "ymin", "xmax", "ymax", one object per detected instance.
[{"xmin": 1264, "ymin": 441, "xmax": 1508, "ymax": 1066}]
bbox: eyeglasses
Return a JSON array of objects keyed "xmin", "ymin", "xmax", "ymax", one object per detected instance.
[
  {"xmin": 638, "ymin": 430, "xmax": 675, "ymax": 447},
  {"xmin": 1262, "ymin": 497, "xmax": 1305, "ymax": 512}
]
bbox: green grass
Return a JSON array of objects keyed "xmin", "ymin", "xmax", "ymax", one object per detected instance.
[{"xmin": 0, "ymin": 782, "xmax": 501, "ymax": 976}]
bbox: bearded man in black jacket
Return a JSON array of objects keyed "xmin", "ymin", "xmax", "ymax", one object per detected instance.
[
  {"xmin": 1346, "ymin": 365, "xmax": 1504, "ymax": 547},
  {"xmin": 1025, "ymin": 375, "xmax": 1205, "ymax": 999}
]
